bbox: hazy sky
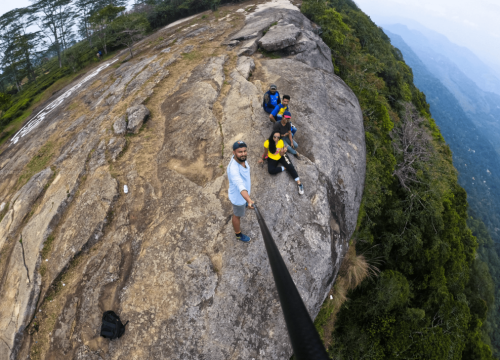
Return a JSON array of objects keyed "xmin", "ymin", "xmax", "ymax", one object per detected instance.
[
  {"xmin": 0, "ymin": 0, "xmax": 32, "ymax": 17},
  {"xmin": 354, "ymin": 0, "xmax": 500, "ymax": 74}
]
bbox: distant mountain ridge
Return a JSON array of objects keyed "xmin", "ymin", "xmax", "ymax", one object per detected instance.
[
  {"xmin": 381, "ymin": 21, "xmax": 500, "ymax": 97},
  {"xmin": 382, "ymin": 24, "xmax": 500, "ymax": 159},
  {"xmin": 384, "ymin": 30, "xmax": 500, "ymax": 240}
]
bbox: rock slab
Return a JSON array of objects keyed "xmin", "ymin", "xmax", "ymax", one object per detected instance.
[
  {"xmin": 236, "ymin": 56, "xmax": 256, "ymax": 79},
  {"xmin": 113, "ymin": 115, "xmax": 127, "ymax": 135},
  {"xmin": 235, "ymin": 8, "xmax": 334, "ymax": 73},
  {"xmin": 0, "ymin": 168, "xmax": 53, "ymax": 250},
  {"xmin": 258, "ymin": 23, "xmax": 301, "ymax": 51},
  {"xmin": 237, "ymin": 37, "xmax": 259, "ymax": 56},
  {"xmin": 126, "ymin": 105, "xmax": 150, "ymax": 134}
]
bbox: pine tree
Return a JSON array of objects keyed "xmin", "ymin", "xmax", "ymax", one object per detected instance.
[
  {"xmin": 74, "ymin": 0, "xmax": 100, "ymax": 46},
  {"xmin": 31, "ymin": 0, "xmax": 76, "ymax": 68},
  {"xmin": 0, "ymin": 7, "xmax": 41, "ymax": 89},
  {"xmin": 89, "ymin": 4, "xmax": 124, "ymax": 55}
]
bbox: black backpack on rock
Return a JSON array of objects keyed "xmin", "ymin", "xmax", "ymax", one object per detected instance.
[{"xmin": 100, "ymin": 311, "xmax": 128, "ymax": 339}]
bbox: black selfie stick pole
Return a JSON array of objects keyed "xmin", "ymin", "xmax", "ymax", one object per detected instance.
[{"xmin": 253, "ymin": 203, "xmax": 330, "ymax": 360}]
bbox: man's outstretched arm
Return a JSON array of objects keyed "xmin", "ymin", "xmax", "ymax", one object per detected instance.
[{"xmin": 240, "ymin": 190, "xmax": 254, "ymax": 208}]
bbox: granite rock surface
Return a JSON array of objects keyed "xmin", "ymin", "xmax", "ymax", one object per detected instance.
[{"xmin": 0, "ymin": 2, "xmax": 365, "ymax": 359}]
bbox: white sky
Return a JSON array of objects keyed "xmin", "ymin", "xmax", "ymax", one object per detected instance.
[
  {"xmin": 0, "ymin": 0, "xmax": 139, "ymax": 15},
  {"xmin": 354, "ymin": 0, "xmax": 500, "ymax": 75},
  {"xmin": 0, "ymin": 0, "xmax": 32, "ymax": 17}
]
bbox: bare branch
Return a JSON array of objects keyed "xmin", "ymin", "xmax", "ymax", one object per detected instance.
[{"xmin": 391, "ymin": 102, "xmax": 432, "ymax": 192}]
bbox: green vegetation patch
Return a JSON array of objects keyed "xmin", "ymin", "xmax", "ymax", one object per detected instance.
[
  {"xmin": 258, "ymin": 48, "xmax": 281, "ymax": 59},
  {"xmin": 41, "ymin": 235, "xmax": 55, "ymax": 261},
  {"xmin": 16, "ymin": 142, "xmax": 55, "ymax": 191},
  {"xmin": 181, "ymin": 51, "xmax": 201, "ymax": 61}
]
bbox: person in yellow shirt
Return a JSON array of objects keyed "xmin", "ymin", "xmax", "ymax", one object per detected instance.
[
  {"xmin": 258, "ymin": 130, "xmax": 304, "ymax": 195},
  {"xmin": 269, "ymin": 95, "xmax": 290, "ymax": 122}
]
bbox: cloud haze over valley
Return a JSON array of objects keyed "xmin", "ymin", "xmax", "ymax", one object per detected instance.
[{"xmin": 355, "ymin": 0, "xmax": 500, "ymax": 77}]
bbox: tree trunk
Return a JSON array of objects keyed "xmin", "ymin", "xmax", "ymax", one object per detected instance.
[
  {"xmin": 52, "ymin": 22, "xmax": 62, "ymax": 68},
  {"xmin": 53, "ymin": 31, "xmax": 62, "ymax": 68},
  {"xmin": 11, "ymin": 64, "xmax": 21, "ymax": 92},
  {"xmin": 85, "ymin": 21, "xmax": 92, "ymax": 46},
  {"xmin": 25, "ymin": 52, "xmax": 35, "ymax": 83}
]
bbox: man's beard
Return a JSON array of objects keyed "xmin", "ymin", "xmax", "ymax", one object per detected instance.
[{"xmin": 236, "ymin": 155, "xmax": 247, "ymax": 162}]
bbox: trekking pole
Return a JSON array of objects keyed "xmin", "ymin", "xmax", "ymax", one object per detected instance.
[{"xmin": 253, "ymin": 204, "xmax": 330, "ymax": 360}]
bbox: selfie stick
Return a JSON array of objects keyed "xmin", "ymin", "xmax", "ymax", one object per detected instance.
[{"xmin": 253, "ymin": 203, "xmax": 330, "ymax": 360}]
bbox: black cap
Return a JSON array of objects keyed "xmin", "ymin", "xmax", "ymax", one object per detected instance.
[
  {"xmin": 270, "ymin": 84, "xmax": 277, "ymax": 90},
  {"xmin": 233, "ymin": 140, "xmax": 247, "ymax": 150}
]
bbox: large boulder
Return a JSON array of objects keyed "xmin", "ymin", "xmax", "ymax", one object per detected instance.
[
  {"xmin": 234, "ymin": 7, "xmax": 334, "ymax": 73},
  {"xmin": 126, "ymin": 105, "xmax": 150, "ymax": 134},
  {"xmin": 258, "ymin": 23, "xmax": 301, "ymax": 51}
]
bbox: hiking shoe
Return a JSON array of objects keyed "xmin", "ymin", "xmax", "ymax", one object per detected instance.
[
  {"xmin": 298, "ymin": 184, "xmax": 304, "ymax": 195},
  {"xmin": 236, "ymin": 233, "xmax": 251, "ymax": 242},
  {"xmin": 293, "ymin": 152, "xmax": 301, "ymax": 159}
]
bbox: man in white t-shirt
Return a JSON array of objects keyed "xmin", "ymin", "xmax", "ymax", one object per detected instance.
[{"xmin": 227, "ymin": 141, "xmax": 255, "ymax": 242}]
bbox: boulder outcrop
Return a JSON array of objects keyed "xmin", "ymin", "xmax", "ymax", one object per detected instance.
[
  {"xmin": 236, "ymin": 56, "xmax": 256, "ymax": 79},
  {"xmin": 232, "ymin": 6, "xmax": 334, "ymax": 73},
  {"xmin": 126, "ymin": 105, "xmax": 150, "ymax": 134},
  {"xmin": 0, "ymin": 1, "xmax": 365, "ymax": 359},
  {"xmin": 113, "ymin": 115, "xmax": 127, "ymax": 135},
  {"xmin": 258, "ymin": 23, "xmax": 301, "ymax": 51}
]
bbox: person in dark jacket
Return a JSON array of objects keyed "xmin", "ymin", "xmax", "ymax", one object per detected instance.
[
  {"xmin": 273, "ymin": 112, "xmax": 299, "ymax": 158},
  {"xmin": 263, "ymin": 84, "xmax": 281, "ymax": 114}
]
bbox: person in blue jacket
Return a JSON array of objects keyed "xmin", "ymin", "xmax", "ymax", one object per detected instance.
[
  {"xmin": 269, "ymin": 94, "xmax": 290, "ymax": 123},
  {"xmin": 263, "ymin": 84, "xmax": 281, "ymax": 114}
]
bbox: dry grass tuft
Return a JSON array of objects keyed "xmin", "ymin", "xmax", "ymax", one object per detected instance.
[{"xmin": 314, "ymin": 241, "xmax": 380, "ymax": 349}]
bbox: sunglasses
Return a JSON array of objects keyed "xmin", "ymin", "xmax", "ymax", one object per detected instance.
[{"xmin": 273, "ymin": 136, "xmax": 280, "ymax": 139}]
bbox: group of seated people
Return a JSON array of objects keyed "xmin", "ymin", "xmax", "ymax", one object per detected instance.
[{"xmin": 260, "ymin": 84, "xmax": 304, "ymax": 195}]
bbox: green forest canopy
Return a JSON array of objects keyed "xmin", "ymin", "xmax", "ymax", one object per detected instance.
[{"xmin": 300, "ymin": 0, "xmax": 499, "ymax": 358}]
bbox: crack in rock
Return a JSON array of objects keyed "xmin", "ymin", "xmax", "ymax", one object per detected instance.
[{"xmin": 19, "ymin": 239, "xmax": 30, "ymax": 284}]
